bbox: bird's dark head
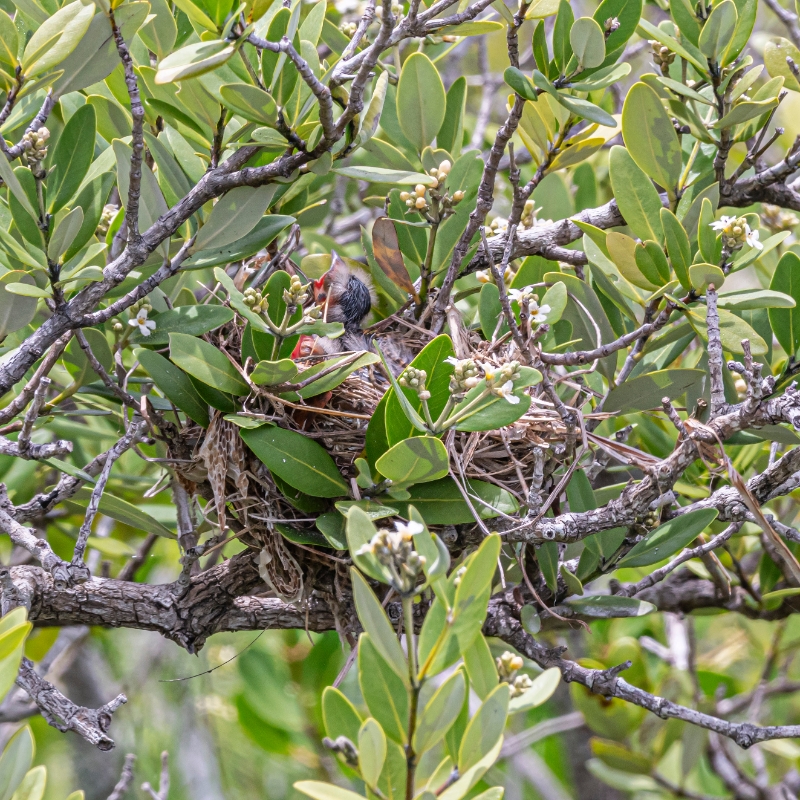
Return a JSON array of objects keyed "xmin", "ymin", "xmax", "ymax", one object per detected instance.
[{"xmin": 313, "ymin": 251, "xmax": 375, "ymax": 331}]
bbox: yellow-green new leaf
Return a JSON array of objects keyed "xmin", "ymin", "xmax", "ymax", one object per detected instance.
[
  {"xmin": 155, "ymin": 40, "xmax": 236, "ymax": 84},
  {"xmin": 622, "ymin": 83, "xmax": 682, "ymax": 195},
  {"xmin": 765, "ymin": 37, "xmax": 800, "ymax": 91},
  {"xmin": 21, "ymin": 0, "xmax": 94, "ymax": 77},
  {"xmin": 458, "ymin": 683, "xmax": 510, "ymax": 772},
  {"xmin": 414, "ymin": 670, "xmax": 466, "ymax": 752},
  {"xmin": 358, "ymin": 719, "xmax": 387, "ymax": 788},
  {"xmin": 295, "ymin": 782, "xmax": 366, "ymax": 800}
]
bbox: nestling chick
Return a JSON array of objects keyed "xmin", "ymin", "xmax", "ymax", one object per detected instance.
[{"xmin": 293, "ymin": 251, "xmax": 376, "ymax": 358}]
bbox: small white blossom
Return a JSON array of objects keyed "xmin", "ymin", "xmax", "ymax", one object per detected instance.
[
  {"xmin": 710, "ymin": 215, "xmax": 736, "ymax": 232},
  {"xmin": 532, "ymin": 303, "xmax": 551, "ymax": 324},
  {"xmin": 394, "ymin": 520, "xmax": 424, "ymax": 537},
  {"xmin": 745, "ymin": 224, "xmax": 763, "ymax": 250},
  {"xmin": 494, "ymin": 380, "xmax": 520, "ymax": 404},
  {"xmin": 444, "ymin": 356, "xmax": 460, "ymax": 366},
  {"xmin": 129, "ymin": 308, "xmax": 156, "ymax": 336},
  {"xmin": 508, "ymin": 286, "xmax": 535, "ymax": 303}
]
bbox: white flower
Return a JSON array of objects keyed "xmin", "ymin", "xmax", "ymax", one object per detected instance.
[
  {"xmin": 710, "ymin": 215, "xmax": 736, "ymax": 231},
  {"xmin": 444, "ymin": 356, "xmax": 460, "ymax": 366},
  {"xmin": 129, "ymin": 308, "xmax": 156, "ymax": 336},
  {"xmin": 481, "ymin": 363, "xmax": 498, "ymax": 383},
  {"xmin": 744, "ymin": 224, "xmax": 763, "ymax": 250},
  {"xmin": 508, "ymin": 286, "xmax": 535, "ymax": 303},
  {"xmin": 532, "ymin": 303, "xmax": 551, "ymax": 324},
  {"xmin": 395, "ymin": 520, "xmax": 424, "ymax": 536},
  {"xmin": 494, "ymin": 380, "xmax": 520, "ymax": 404}
]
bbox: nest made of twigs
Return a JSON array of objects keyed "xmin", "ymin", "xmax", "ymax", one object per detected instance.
[{"xmin": 165, "ymin": 315, "xmax": 578, "ymax": 608}]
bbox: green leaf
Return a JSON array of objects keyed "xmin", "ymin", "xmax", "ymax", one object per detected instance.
[
  {"xmin": 21, "ymin": 0, "xmax": 94, "ymax": 77},
  {"xmin": 439, "ymin": 739, "xmax": 503, "ymax": 800},
  {"xmin": 617, "ymin": 508, "xmax": 719, "ymax": 568},
  {"xmin": 48, "ymin": 103, "xmax": 96, "ymax": 213},
  {"xmin": 520, "ymin": 604, "xmax": 541, "ymax": 635},
  {"xmin": 414, "ymin": 670, "xmax": 467, "ymax": 752},
  {"xmin": 689, "ymin": 263, "xmax": 725, "ymax": 291},
  {"xmin": 0, "ymin": 273, "xmax": 38, "ymax": 340},
  {"xmin": 52, "ymin": 2, "xmax": 150, "ymax": 97},
  {"xmin": 604, "ymin": 369, "xmax": 704, "ymax": 413},
  {"xmin": 186, "ymin": 215, "xmax": 295, "ymax": 269},
  {"xmin": 396, "ymin": 52, "xmax": 446, "ymax": 152},
  {"xmin": 376, "ymin": 436, "xmax": 450, "ymax": 485},
  {"xmin": 437, "ymin": 76, "xmax": 467, "ymax": 155},
  {"xmin": 139, "ymin": 0, "xmax": 176, "ymax": 59},
  {"xmin": 458, "ymin": 683, "xmax": 510, "ymax": 773},
  {"xmin": 462, "ymin": 634, "xmax": 498, "ymax": 700},
  {"xmin": 391, "ymin": 478, "xmax": 518, "ymax": 525},
  {"xmin": 533, "ymin": 71, "xmax": 616, "ymax": 126},
  {"xmin": 280, "ymin": 352, "xmax": 380, "ymax": 400},
  {"xmin": 130, "ymin": 305, "xmax": 235, "ymax": 347},
  {"xmin": 418, "ymin": 534, "xmax": 501, "ymax": 676},
  {"xmin": 169, "ymin": 332, "xmax": 249, "ymax": 395},
  {"xmin": 332, "ymin": 166, "xmax": 437, "ymax": 186},
  {"xmin": 295, "ymin": 782, "xmax": 367, "ymax": 800},
  {"xmin": 220, "ymin": 82, "xmax": 278, "ymax": 126},
  {"xmin": 136, "ymin": 348, "xmax": 210, "ymax": 427},
  {"xmin": 155, "ymin": 39, "xmax": 236, "ymax": 84},
  {"xmin": 358, "ymin": 633, "xmax": 410, "ymax": 742},
  {"xmin": 622, "ymin": 83, "xmax": 682, "ymax": 195},
  {"xmin": 47, "ymin": 207, "xmax": 83, "ymax": 261},
  {"xmin": 504, "ymin": 67, "xmax": 538, "ymax": 101},
  {"xmin": 552, "ymin": 0, "xmax": 574, "ymax": 71},
  {"xmin": 385, "ymin": 335, "xmax": 455, "ymax": 445},
  {"xmin": 346, "ymin": 506, "xmax": 390, "ymax": 582},
  {"xmin": 769, "ymin": 251, "xmax": 800, "ymax": 356},
  {"xmin": 359, "ymin": 718, "xmax": 387, "ymax": 788},
  {"xmin": 0, "ymin": 153, "xmax": 37, "ymax": 223},
  {"xmin": 569, "ymin": 62, "xmax": 631, "ymax": 91},
  {"xmin": 570, "ymin": 17, "xmax": 606, "ymax": 69},
  {"xmin": 63, "ymin": 173, "xmax": 115, "ymax": 261},
  {"xmin": 538, "ymin": 541, "xmax": 559, "ymax": 593},
  {"xmin": 608, "ymin": 145, "xmax": 663, "ymax": 242},
  {"xmin": 713, "ymin": 98, "xmax": 780, "ymax": 128},
  {"xmin": 687, "ymin": 306, "xmax": 768, "ymax": 355},
  {"xmin": 765, "ymin": 36, "xmax": 800, "ymax": 92},
  {"xmin": 508, "ymin": 667, "xmax": 561, "ymax": 714},
  {"xmin": 322, "ymin": 686, "xmax": 362, "ymax": 742},
  {"xmin": 240, "ymin": 425, "xmax": 348, "ymax": 498},
  {"xmin": 634, "ymin": 241, "xmax": 670, "ymax": 285},
  {"xmin": 69, "ymin": 487, "xmax": 177, "ymax": 539},
  {"xmin": 698, "ymin": 0, "xmax": 737, "ymax": 63},
  {"xmin": 0, "ymin": 727, "xmax": 33, "ymax": 800},
  {"xmin": 0, "ymin": 12, "xmax": 18, "ymax": 71},
  {"xmin": 566, "ymin": 595, "xmax": 656, "ymax": 617},
  {"xmin": 114, "ymin": 139, "xmax": 170, "ymax": 257},
  {"xmin": 660, "ymin": 208, "xmax": 692, "ymax": 291},
  {"xmin": 251, "ymin": 359, "xmax": 299, "ymax": 386},
  {"xmin": 719, "ymin": 289, "xmax": 796, "ymax": 310},
  {"xmin": 194, "ymin": 186, "xmax": 278, "ymax": 252},
  {"xmin": 352, "ymin": 569, "xmax": 409, "ymax": 682},
  {"xmin": 451, "ymin": 367, "xmax": 541, "ymax": 432}
]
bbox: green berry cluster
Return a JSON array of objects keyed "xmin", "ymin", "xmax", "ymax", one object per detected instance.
[
  {"xmin": 398, "ymin": 366, "xmax": 430, "ymax": 401},
  {"xmin": 398, "ymin": 160, "xmax": 463, "ymax": 220}
]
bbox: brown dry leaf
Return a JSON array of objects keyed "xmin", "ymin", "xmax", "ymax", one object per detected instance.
[{"xmin": 372, "ymin": 217, "xmax": 418, "ymax": 299}]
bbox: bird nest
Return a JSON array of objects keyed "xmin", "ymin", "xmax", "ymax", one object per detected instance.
[{"xmin": 165, "ymin": 314, "xmax": 579, "ymax": 607}]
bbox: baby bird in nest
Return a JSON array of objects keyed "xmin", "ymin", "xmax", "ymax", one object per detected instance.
[{"xmin": 292, "ymin": 251, "xmax": 409, "ymax": 373}]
